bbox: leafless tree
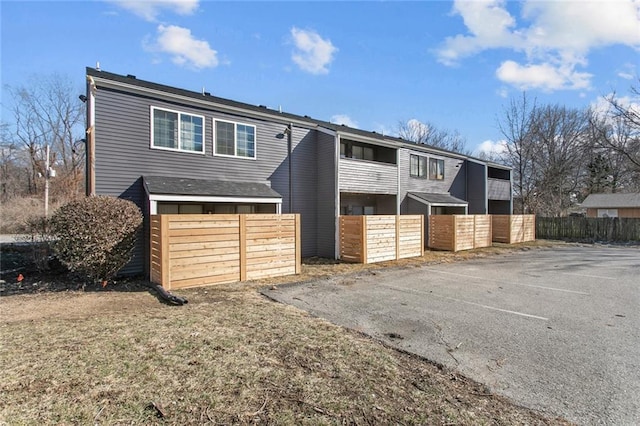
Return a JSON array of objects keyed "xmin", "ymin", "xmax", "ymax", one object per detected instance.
[
  {"xmin": 497, "ymin": 93, "xmax": 538, "ymax": 214},
  {"xmin": 588, "ymin": 82, "xmax": 640, "ymax": 173},
  {"xmin": 530, "ymin": 104, "xmax": 590, "ymax": 216},
  {"xmin": 498, "ymin": 94, "xmax": 593, "ymax": 216},
  {"xmin": 397, "ymin": 119, "xmax": 469, "ymax": 154},
  {"xmin": 5, "ymin": 73, "xmax": 85, "ymax": 200}
]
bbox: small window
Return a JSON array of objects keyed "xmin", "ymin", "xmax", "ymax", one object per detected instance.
[
  {"xmin": 151, "ymin": 107, "xmax": 204, "ymax": 153},
  {"xmin": 410, "ymin": 154, "xmax": 427, "ymax": 178},
  {"xmin": 429, "ymin": 158, "xmax": 445, "ymax": 180},
  {"xmin": 215, "ymin": 120, "xmax": 256, "ymax": 159}
]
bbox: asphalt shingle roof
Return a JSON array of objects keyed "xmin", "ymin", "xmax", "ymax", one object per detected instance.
[
  {"xmin": 408, "ymin": 192, "xmax": 468, "ymax": 205},
  {"xmin": 143, "ymin": 176, "xmax": 282, "ymax": 198},
  {"xmin": 581, "ymin": 193, "xmax": 640, "ymax": 208}
]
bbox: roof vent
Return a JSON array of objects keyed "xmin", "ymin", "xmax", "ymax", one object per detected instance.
[
  {"xmin": 126, "ymin": 74, "xmax": 136, "ymax": 79},
  {"xmin": 258, "ymin": 105, "xmax": 267, "ymax": 108},
  {"xmin": 203, "ymin": 91, "xmax": 211, "ymax": 96}
]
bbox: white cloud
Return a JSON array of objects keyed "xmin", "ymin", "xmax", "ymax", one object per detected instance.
[
  {"xmin": 617, "ymin": 63, "xmax": 637, "ymax": 80},
  {"xmin": 330, "ymin": 114, "xmax": 358, "ymax": 128},
  {"xmin": 496, "ymin": 86, "xmax": 509, "ymax": 98},
  {"xmin": 290, "ymin": 27, "xmax": 338, "ymax": 75},
  {"xmin": 496, "ymin": 60, "xmax": 592, "ymax": 91},
  {"xmin": 475, "ymin": 139, "xmax": 508, "ymax": 158},
  {"xmin": 590, "ymin": 93, "xmax": 640, "ymax": 121},
  {"xmin": 109, "ymin": 0, "xmax": 199, "ymax": 21},
  {"xmin": 147, "ymin": 25, "xmax": 218, "ymax": 69},
  {"xmin": 436, "ymin": 0, "xmax": 640, "ymax": 91}
]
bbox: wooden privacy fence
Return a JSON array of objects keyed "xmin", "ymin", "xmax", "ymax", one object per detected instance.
[
  {"xmin": 492, "ymin": 215, "xmax": 536, "ymax": 243},
  {"xmin": 428, "ymin": 215, "xmax": 492, "ymax": 252},
  {"xmin": 536, "ymin": 217, "xmax": 640, "ymax": 242},
  {"xmin": 339, "ymin": 215, "xmax": 424, "ymax": 264},
  {"xmin": 150, "ymin": 214, "xmax": 301, "ymax": 290}
]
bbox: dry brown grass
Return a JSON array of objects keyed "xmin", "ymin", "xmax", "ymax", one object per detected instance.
[{"xmin": 0, "ymin": 241, "xmax": 572, "ymax": 425}]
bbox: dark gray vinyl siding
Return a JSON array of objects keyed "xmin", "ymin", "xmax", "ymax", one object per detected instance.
[
  {"xmin": 94, "ymin": 88, "xmax": 296, "ymax": 274},
  {"xmin": 290, "ymin": 127, "xmax": 318, "ymax": 257},
  {"xmin": 466, "ymin": 162, "xmax": 487, "ymax": 214},
  {"xmin": 338, "ymin": 159, "xmax": 398, "ymax": 194},
  {"xmin": 398, "ymin": 148, "xmax": 465, "ymax": 213},
  {"xmin": 316, "ymin": 132, "xmax": 337, "ymax": 257}
]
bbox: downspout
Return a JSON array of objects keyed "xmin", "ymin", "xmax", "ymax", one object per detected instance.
[
  {"xmin": 287, "ymin": 123, "xmax": 293, "ymax": 213},
  {"xmin": 335, "ymin": 133, "xmax": 341, "ymax": 259},
  {"xmin": 85, "ymin": 75, "xmax": 96, "ymax": 196}
]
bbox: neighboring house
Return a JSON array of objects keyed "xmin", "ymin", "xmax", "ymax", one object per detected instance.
[
  {"xmin": 581, "ymin": 193, "xmax": 640, "ymax": 218},
  {"xmin": 85, "ymin": 67, "xmax": 512, "ymax": 274}
]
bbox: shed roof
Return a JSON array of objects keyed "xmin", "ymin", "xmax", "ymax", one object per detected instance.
[
  {"xmin": 581, "ymin": 193, "xmax": 640, "ymax": 208},
  {"xmin": 407, "ymin": 192, "xmax": 468, "ymax": 206},
  {"xmin": 143, "ymin": 176, "xmax": 282, "ymax": 199}
]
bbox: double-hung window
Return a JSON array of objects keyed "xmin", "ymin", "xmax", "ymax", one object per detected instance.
[
  {"xmin": 215, "ymin": 120, "xmax": 256, "ymax": 159},
  {"xmin": 151, "ymin": 107, "xmax": 204, "ymax": 153},
  {"xmin": 429, "ymin": 158, "xmax": 445, "ymax": 180},
  {"xmin": 410, "ymin": 154, "xmax": 427, "ymax": 178}
]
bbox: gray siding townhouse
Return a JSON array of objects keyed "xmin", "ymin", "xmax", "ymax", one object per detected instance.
[{"xmin": 85, "ymin": 67, "xmax": 512, "ymax": 275}]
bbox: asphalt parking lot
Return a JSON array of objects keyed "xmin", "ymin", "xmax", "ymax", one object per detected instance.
[{"xmin": 263, "ymin": 245, "xmax": 640, "ymax": 425}]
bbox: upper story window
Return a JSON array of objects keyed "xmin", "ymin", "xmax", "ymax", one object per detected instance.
[
  {"xmin": 341, "ymin": 141, "xmax": 374, "ymax": 161},
  {"xmin": 429, "ymin": 158, "xmax": 445, "ymax": 180},
  {"xmin": 215, "ymin": 120, "xmax": 256, "ymax": 159},
  {"xmin": 410, "ymin": 154, "xmax": 427, "ymax": 178},
  {"xmin": 151, "ymin": 107, "xmax": 204, "ymax": 153}
]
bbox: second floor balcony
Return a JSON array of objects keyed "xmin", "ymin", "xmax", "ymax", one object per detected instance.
[{"xmin": 339, "ymin": 157, "xmax": 398, "ymax": 195}]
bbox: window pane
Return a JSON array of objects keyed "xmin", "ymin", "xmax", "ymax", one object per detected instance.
[
  {"xmin": 180, "ymin": 114, "xmax": 203, "ymax": 152},
  {"xmin": 429, "ymin": 158, "xmax": 444, "ymax": 180},
  {"xmin": 153, "ymin": 110, "xmax": 178, "ymax": 148},
  {"xmin": 236, "ymin": 124, "xmax": 255, "ymax": 158},
  {"xmin": 215, "ymin": 121, "xmax": 235, "ymax": 155},
  {"xmin": 364, "ymin": 147, "xmax": 374, "ymax": 161},
  {"xmin": 410, "ymin": 155, "xmax": 426, "ymax": 177},
  {"xmin": 352, "ymin": 145, "xmax": 364, "ymax": 159}
]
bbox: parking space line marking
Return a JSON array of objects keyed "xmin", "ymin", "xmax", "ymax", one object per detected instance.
[
  {"xmin": 423, "ymin": 269, "xmax": 591, "ymax": 295},
  {"xmin": 557, "ymin": 272, "xmax": 617, "ymax": 280},
  {"xmin": 383, "ymin": 284, "xmax": 549, "ymax": 321}
]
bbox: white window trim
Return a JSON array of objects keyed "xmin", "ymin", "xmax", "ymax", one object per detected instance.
[
  {"xmin": 148, "ymin": 194, "xmax": 282, "ymax": 214},
  {"xmin": 150, "ymin": 106, "xmax": 206, "ymax": 155},
  {"xmin": 213, "ymin": 118, "xmax": 257, "ymax": 160}
]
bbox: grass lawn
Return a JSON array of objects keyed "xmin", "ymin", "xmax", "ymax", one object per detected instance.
[{"xmin": 0, "ymin": 242, "xmax": 571, "ymax": 425}]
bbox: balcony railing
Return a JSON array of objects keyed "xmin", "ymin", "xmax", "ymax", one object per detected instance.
[
  {"xmin": 339, "ymin": 158, "xmax": 398, "ymax": 194},
  {"xmin": 487, "ymin": 177, "xmax": 511, "ymax": 200}
]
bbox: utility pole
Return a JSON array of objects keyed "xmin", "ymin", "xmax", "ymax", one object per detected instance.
[{"xmin": 44, "ymin": 144, "xmax": 56, "ymax": 218}]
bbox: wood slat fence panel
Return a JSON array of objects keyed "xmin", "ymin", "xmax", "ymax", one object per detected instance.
[
  {"xmin": 492, "ymin": 215, "xmax": 536, "ymax": 244},
  {"xmin": 150, "ymin": 214, "xmax": 301, "ymax": 290},
  {"xmin": 428, "ymin": 215, "xmax": 493, "ymax": 252},
  {"xmin": 339, "ymin": 215, "xmax": 424, "ymax": 264},
  {"xmin": 536, "ymin": 217, "xmax": 640, "ymax": 241}
]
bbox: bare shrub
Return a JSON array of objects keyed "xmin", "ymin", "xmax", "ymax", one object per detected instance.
[{"xmin": 49, "ymin": 196, "xmax": 143, "ymax": 284}]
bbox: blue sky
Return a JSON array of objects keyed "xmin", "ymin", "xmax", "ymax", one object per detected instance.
[{"xmin": 1, "ymin": 0, "xmax": 639, "ymax": 155}]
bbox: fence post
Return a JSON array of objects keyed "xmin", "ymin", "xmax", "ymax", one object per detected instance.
[
  {"xmin": 295, "ymin": 214, "xmax": 301, "ymax": 274},
  {"xmin": 160, "ymin": 215, "xmax": 170, "ymax": 290},
  {"xmin": 395, "ymin": 216, "xmax": 400, "ymax": 261},
  {"xmin": 361, "ymin": 216, "xmax": 368, "ymax": 264},
  {"xmin": 239, "ymin": 214, "xmax": 247, "ymax": 281}
]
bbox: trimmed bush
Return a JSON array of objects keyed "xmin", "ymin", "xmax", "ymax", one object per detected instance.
[{"xmin": 49, "ymin": 196, "xmax": 143, "ymax": 283}]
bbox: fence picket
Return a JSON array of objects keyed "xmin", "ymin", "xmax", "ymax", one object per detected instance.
[{"xmin": 536, "ymin": 217, "xmax": 640, "ymax": 241}]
